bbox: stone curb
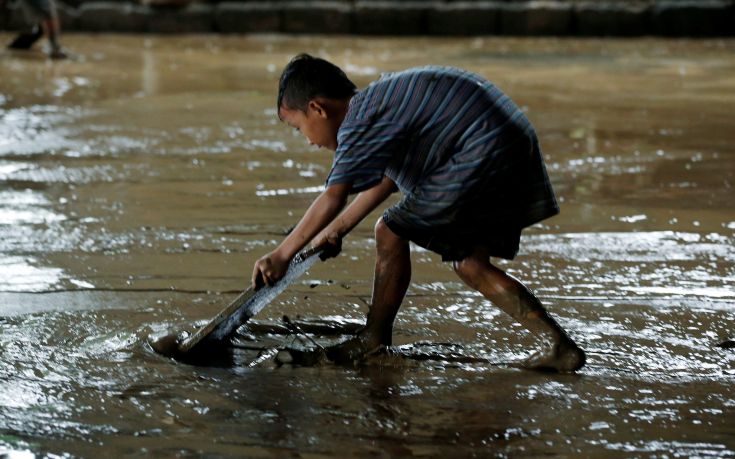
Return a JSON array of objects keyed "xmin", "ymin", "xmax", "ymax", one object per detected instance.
[
  {"xmin": 653, "ymin": 1, "xmax": 734, "ymax": 36},
  {"xmin": 147, "ymin": 3, "xmax": 214, "ymax": 33},
  {"xmin": 282, "ymin": 2, "xmax": 351, "ymax": 34},
  {"xmin": 215, "ymin": 2, "xmax": 281, "ymax": 33},
  {"xmin": 427, "ymin": 2, "xmax": 500, "ymax": 36},
  {"xmin": 574, "ymin": 2, "xmax": 651, "ymax": 37},
  {"xmin": 501, "ymin": 1, "xmax": 573, "ymax": 36},
  {"xmin": 76, "ymin": 2, "xmax": 150, "ymax": 32},
  {"xmin": 352, "ymin": 1, "xmax": 433, "ymax": 35},
  {"xmin": 1, "ymin": 0, "xmax": 734, "ymax": 36}
]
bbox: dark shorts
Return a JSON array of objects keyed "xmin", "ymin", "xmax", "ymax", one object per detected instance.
[
  {"xmin": 380, "ymin": 126, "xmax": 558, "ymax": 263},
  {"xmin": 20, "ymin": 0, "xmax": 57, "ymax": 22},
  {"xmin": 383, "ymin": 216, "xmax": 522, "ymax": 262}
]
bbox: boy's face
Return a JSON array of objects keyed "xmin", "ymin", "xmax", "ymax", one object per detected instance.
[{"xmin": 279, "ymin": 100, "xmax": 341, "ymax": 151}]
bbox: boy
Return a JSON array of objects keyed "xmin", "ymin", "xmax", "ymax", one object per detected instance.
[
  {"xmin": 4, "ymin": 0, "xmax": 67, "ymax": 59},
  {"xmin": 252, "ymin": 54, "xmax": 585, "ymax": 372}
]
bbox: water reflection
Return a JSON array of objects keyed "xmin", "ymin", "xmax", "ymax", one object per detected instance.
[
  {"xmin": 255, "ymin": 185, "xmax": 323, "ymax": 197},
  {"xmin": 0, "ymin": 256, "xmax": 63, "ymax": 291},
  {"xmin": 141, "ymin": 45, "xmax": 158, "ymax": 96},
  {"xmin": 0, "ymin": 34, "xmax": 734, "ymax": 457},
  {"xmin": 0, "ymin": 106, "xmax": 83, "ymax": 156},
  {"xmin": 0, "ymin": 190, "xmax": 66, "ymax": 225}
]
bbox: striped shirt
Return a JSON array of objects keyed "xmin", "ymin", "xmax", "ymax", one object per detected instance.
[{"xmin": 326, "ymin": 66, "xmax": 558, "ymax": 253}]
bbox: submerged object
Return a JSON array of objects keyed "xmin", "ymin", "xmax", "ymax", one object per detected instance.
[
  {"xmin": 717, "ymin": 340, "xmax": 735, "ymax": 349},
  {"xmin": 149, "ymin": 329, "xmax": 187, "ymax": 359},
  {"xmin": 148, "ymin": 247, "xmax": 323, "ymax": 360},
  {"xmin": 275, "ymin": 347, "xmax": 326, "ymax": 366}
]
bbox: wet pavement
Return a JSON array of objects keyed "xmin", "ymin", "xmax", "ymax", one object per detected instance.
[{"xmin": 1, "ymin": 35, "xmax": 734, "ymax": 457}]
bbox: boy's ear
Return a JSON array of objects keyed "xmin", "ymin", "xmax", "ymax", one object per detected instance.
[{"xmin": 307, "ymin": 100, "xmax": 329, "ymax": 119}]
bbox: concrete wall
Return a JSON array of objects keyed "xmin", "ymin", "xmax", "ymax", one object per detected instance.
[{"xmin": 2, "ymin": 0, "xmax": 734, "ymax": 36}]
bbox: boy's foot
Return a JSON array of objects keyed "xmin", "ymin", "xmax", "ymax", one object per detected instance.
[
  {"xmin": 274, "ymin": 347, "xmax": 326, "ymax": 366},
  {"xmin": 49, "ymin": 48, "xmax": 68, "ymax": 60},
  {"xmin": 514, "ymin": 341, "xmax": 586, "ymax": 373},
  {"xmin": 8, "ymin": 27, "xmax": 43, "ymax": 50},
  {"xmin": 325, "ymin": 334, "xmax": 383, "ymax": 365}
]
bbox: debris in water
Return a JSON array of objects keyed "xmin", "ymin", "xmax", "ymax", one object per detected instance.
[{"xmin": 148, "ymin": 329, "xmax": 186, "ymax": 359}]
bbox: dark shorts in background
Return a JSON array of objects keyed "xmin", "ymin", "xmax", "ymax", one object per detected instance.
[{"xmin": 19, "ymin": 0, "xmax": 57, "ymax": 23}]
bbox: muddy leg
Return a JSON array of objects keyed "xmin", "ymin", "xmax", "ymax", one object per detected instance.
[
  {"xmin": 364, "ymin": 217, "xmax": 411, "ymax": 345},
  {"xmin": 42, "ymin": 18, "xmax": 66, "ymax": 59},
  {"xmin": 327, "ymin": 217, "xmax": 410, "ymax": 363},
  {"xmin": 453, "ymin": 247, "xmax": 585, "ymax": 372}
]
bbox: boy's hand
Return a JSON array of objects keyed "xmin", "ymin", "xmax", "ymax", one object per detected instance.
[
  {"xmin": 251, "ymin": 250, "xmax": 291, "ymax": 289},
  {"xmin": 312, "ymin": 230, "xmax": 342, "ymax": 261}
]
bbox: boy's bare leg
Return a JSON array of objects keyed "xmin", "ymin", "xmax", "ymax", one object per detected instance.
[
  {"xmin": 326, "ymin": 218, "xmax": 411, "ymax": 363},
  {"xmin": 453, "ymin": 247, "xmax": 585, "ymax": 372},
  {"xmin": 363, "ymin": 217, "xmax": 411, "ymax": 345},
  {"xmin": 42, "ymin": 18, "xmax": 66, "ymax": 59}
]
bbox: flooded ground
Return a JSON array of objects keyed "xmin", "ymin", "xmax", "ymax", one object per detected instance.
[{"xmin": 1, "ymin": 35, "xmax": 734, "ymax": 457}]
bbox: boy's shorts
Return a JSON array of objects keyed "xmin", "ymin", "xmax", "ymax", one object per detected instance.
[
  {"xmin": 380, "ymin": 133, "xmax": 557, "ymax": 263},
  {"xmin": 383, "ymin": 214, "xmax": 522, "ymax": 262}
]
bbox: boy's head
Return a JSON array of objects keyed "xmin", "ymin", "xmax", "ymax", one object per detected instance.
[{"xmin": 277, "ymin": 54, "xmax": 356, "ymax": 151}]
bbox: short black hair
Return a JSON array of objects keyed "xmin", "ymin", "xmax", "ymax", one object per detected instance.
[{"xmin": 277, "ymin": 53, "xmax": 357, "ymax": 115}]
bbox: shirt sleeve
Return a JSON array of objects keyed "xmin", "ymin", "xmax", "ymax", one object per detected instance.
[{"xmin": 325, "ymin": 117, "xmax": 404, "ymax": 194}]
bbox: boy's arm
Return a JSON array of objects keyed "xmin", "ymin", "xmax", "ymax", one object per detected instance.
[
  {"xmin": 252, "ymin": 183, "xmax": 350, "ymax": 288},
  {"xmin": 311, "ymin": 175, "xmax": 398, "ymax": 252}
]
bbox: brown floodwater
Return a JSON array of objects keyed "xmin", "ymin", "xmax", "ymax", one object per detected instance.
[{"xmin": 1, "ymin": 34, "xmax": 734, "ymax": 457}]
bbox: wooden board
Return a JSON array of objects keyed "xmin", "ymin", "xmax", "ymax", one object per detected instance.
[{"xmin": 178, "ymin": 247, "xmax": 322, "ymax": 354}]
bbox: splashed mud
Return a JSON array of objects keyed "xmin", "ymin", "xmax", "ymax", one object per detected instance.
[{"xmin": 1, "ymin": 34, "xmax": 734, "ymax": 457}]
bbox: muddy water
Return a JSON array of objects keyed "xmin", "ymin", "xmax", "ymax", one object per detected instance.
[{"xmin": 1, "ymin": 35, "xmax": 734, "ymax": 457}]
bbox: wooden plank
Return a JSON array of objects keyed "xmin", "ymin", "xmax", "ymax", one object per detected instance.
[{"xmin": 177, "ymin": 246, "xmax": 322, "ymax": 354}]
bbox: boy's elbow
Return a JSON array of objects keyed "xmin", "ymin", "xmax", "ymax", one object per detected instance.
[
  {"xmin": 381, "ymin": 175, "xmax": 398, "ymax": 193},
  {"xmin": 324, "ymin": 183, "xmax": 350, "ymax": 207}
]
